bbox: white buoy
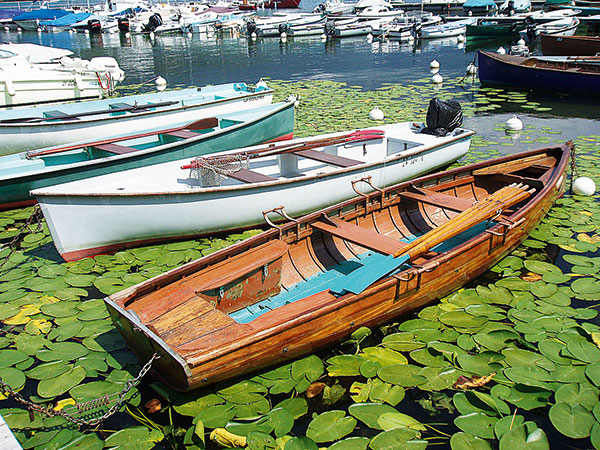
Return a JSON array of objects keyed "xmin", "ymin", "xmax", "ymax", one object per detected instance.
[
  {"xmin": 369, "ymin": 107, "xmax": 384, "ymax": 120},
  {"xmin": 125, "ymin": 32, "xmax": 131, "ymax": 37},
  {"xmin": 37, "ymin": 27, "xmax": 42, "ymax": 33},
  {"xmin": 256, "ymin": 79, "xmax": 268, "ymax": 90},
  {"xmin": 366, "ymin": 33, "xmax": 373, "ymax": 42},
  {"xmin": 286, "ymin": 94, "xmax": 300, "ymax": 107},
  {"xmin": 17, "ymin": 27, "xmax": 22, "ymax": 33},
  {"xmin": 321, "ymin": 33, "xmax": 327, "ymax": 40},
  {"xmin": 150, "ymin": 31, "xmax": 155, "ymax": 39},
  {"xmin": 466, "ymin": 63, "xmax": 477, "ymax": 76},
  {"xmin": 187, "ymin": 31, "xmax": 192, "ymax": 37},
  {"xmin": 517, "ymin": 38, "xmax": 526, "ymax": 47},
  {"xmin": 4, "ymin": 26, "xmax": 9, "ymax": 31},
  {"xmin": 431, "ymin": 73, "xmax": 443, "ymax": 84},
  {"xmin": 251, "ymin": 32, "xmax": 257, "ymax": 39},
  {"xmin": 281, "ymin": 35, "xmax": 287, "ymax": 43},
  {"xmin": 430, "ymin": 59, "xmax": 440, "ymax": 70},
  {"xmin": 84, "ymin": 29, "xmax": 89, "ymax": 34},
  {"xmin": 573, "ymin": 177, "xmax": 596, "ymax": 196},
  {"xmin": 281, "ymin": 32, "xmax": 287, "ymax": 39},
  {"xmin": 497, "ymin": 46, "xmax": 506, "ymax": 55},
  {"xmin": 155, "ymin": 76, "xmax": 167, "ymax": 91},
  {"xmin": 505, "ymin": 115, "xmax": 523, "ymax": 131},
  {"xmin": 457, "ymin": 34, "xmax": 465, "ymax": 42}
]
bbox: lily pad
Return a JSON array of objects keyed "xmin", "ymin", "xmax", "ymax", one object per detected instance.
[{"xmin": 305, "ymin": 410, "xmax": 356, "ymax": 443}]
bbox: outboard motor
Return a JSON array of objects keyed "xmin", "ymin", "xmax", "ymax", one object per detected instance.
[
  {"xmin": 411, "ymin": 22, "xmax": 422, "ymax": 39},
  {"xmin": 525, "ymin": 16, "xmax": 536, "ymax": 41},
  {"xmin": 245, "ymin": 18, "xmax": 257, "ymax": 36},
  {"xmin": 87, "ymin": 19, "xmax": 102, "ymax": 33},
  {"xmin": 278, "ymin": 23, "xmax": 290, "ymax": 34},
  {"xmin": 325, "ymin": 20, "xmax": 336, "ymax": 36},
  {"xmin": 142, "ymin": 13, "xmax": 163, "ymax": 32},
  {"xmin": 421, "ymin": 98, "xmax": 463, "ymax": 136},
  {"xmin": 313, "ymin": 2, "xmax": 326, "ymax": 13},
  {"xmin": 118, "ymin": 17, "xmax": 130, "ymax": 33}
]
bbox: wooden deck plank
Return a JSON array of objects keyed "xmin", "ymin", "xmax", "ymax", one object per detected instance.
[
  {"xmin": 165, "ymin": 130, "xmax": 201, "ymax": 139},
  {"xmin": 162, "ymin": 309, "xmax": 236, "ymax": 348},
  {"xmin": 312, "ymin": 217, "xmax": 405, "ymax": 255},
  {"xmin": 292, "ymin": 149, "xmax": 362, "ymax": 167},
  {"xmin": 148, "ymin": 295, "xmax": 214, "ymax": 335},
  {"xmin": 399, "ymin": 187, "xmax": 474, "ymax": 212},
  {"xmin": 228, "ymin": 169, "xmax": 277, "ymax": 184},
  {"xmin": 94, "ymin": 143, "xmax": 139, "ymax": 155}
]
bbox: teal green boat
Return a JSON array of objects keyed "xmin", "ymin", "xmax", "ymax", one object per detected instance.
[
  {"xmin": 466, "ymin": 20, "xmax": 527, "ymax": 40},
  {"xmin": 0, "ymin": 101, "xmax": 294, "ymax": 210}
]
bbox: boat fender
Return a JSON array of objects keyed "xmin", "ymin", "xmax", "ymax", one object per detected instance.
[
  {"xmin": 4, "ymin": 76, "xmax": 15, "ymax": 96},
  {"xmin": 75, "ymin": 74, "xmax": 85, "ymax": 91}
]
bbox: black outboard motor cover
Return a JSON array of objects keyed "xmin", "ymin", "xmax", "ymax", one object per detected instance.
[
  {"xmin": 278, "ymin": 23, "xmax": 290, "ymax": 34},
  {"xmin": 87, "ymin": 19, "xmax": 102, "ymax": 33},
  {"xmin": 118, "ymin": 17, "xmax": 130, "ymax": 33},
  {"xmin": 143, "ymin": 13, "xmax": 163, "ymax": 32},
  {"xmin": 325, "ymin": 20, "xmax": 336, "ymax": 36},
  {"xmin": 421, "ymin": 98, "xmax": 463, "ymax": 136},
  {"xmin": 245, "ymin": 18, "xmax": 257, "ymax": 36}
]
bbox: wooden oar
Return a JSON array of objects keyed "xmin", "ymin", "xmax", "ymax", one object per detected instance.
[
  {"xmin": 329, "ymin": 183, "xmax": 535, "ymax": 296},
  {"xmin": 180, "ymin": 130, "xmax": 385, "ymax": 170},
  {"xmin": 26, "ymin": 117, "xmax": 219, "ymax": 158},
  {"xmin": 0, "ymin": 100, "xmax": 179, "ymax": 124}
]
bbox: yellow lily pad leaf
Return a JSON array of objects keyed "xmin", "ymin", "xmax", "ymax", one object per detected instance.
[
  {"xmin": 4, "ymin": 305, "xmax": 41, "ymax": 325},
  {"xmin": 25, "ymin": 319, "xmax": 52, "ymax": 335},
  {"xmin": 54, "ymin": 398, "xmax": 76, "ymax": 411}
]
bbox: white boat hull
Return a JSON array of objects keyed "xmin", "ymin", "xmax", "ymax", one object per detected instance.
[
  {"xmin": 34, "ymin": 123, "xmax": 474, "ymax": 260},
  {"xmin": 0, "ymin": 86, "xmax": 273, "ymax": 153}
]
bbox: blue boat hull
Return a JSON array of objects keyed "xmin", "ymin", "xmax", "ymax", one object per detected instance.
[{"xmin": 477, "ymin": 50, "xmax": 600, "ymax": 95}]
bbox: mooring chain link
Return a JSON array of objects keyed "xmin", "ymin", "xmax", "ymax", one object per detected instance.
[
  {"xmin": 570, "ymin": 143, "xmax": 579, "ymax": 184},
  {"xmin": 0, "ymin": 205, "xmax": 44, "ymax": 268},
  {"xmin": 0, "ymin": 353, "xmax": 159, "ymax": 427}
]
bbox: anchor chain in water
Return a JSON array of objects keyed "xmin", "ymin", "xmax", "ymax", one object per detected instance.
[
  {"xmin": 570, "ymin": 143, "xmax": 579, "ymax": 194},
  {"xmin": 0, "ymin": 353, "xmax": 159, "ymax": 427},
  {"xmin": 0, "ymin": 205, "xmax": 43, "ymax": 268}
]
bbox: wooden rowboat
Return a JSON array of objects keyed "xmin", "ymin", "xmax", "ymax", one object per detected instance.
[
  {"xmin": 33, "ymin": 121, "xmax": 474, "ymax": 261},
  {"xmin": 105, "ymin": 142, "xmax": 571, "ymax": 391},
  {"xmin": 477, "ymin": 50, "xmax": 600, "ymax": 94},
  {"xmin": 1, "ymin": 102, "xmax": 294, "ymax": 211},
  {"xmin": 541, "ymin": 33, "xmax": 600, "ymax": 56}
]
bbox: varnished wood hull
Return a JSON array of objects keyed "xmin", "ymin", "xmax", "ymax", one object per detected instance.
[{"xmin": 105, "ymin": 143, "xmax": 571, "ymax": 391}]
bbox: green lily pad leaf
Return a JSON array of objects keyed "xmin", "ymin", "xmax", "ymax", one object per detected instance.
[
  {"xmin": 41, "ymin": 342, "xmax": 89, "ymax": 361},
  {"xmin": 472, "ymin": 330, "xmax": 519, "ymax": 352},
  {"xmin": 410, "ymin": 348, "xmax": 447, "ymax": 367},
  {"xmin": 26, "ymin": 361, "xmax": 73, "ymax": 380},
  {"xmin": 454, "ymin": 412, "xmax": 498, "ymax": 439},
  {"xmin": 0, "ymin": 367, "xmax": 25, "ymax": 390},
  {"xmin": 0, "ymin": 349, "xmax": 28, "ymax": 368},
  {"xmin": 382, "ymin": 332, "xmax": 425, "ymax": 352},
  {"xmin": 530, "ymin": 281, "xmax": 558, "ymax": 298},
  {"xmin": 503, "ymin": 367, "xmax": 554, "ymax": 389},
  {"xmin": 566, "ymin": 338, "xmax": 600, "ymax": 363},
  {"xmin": 457, "ymin": 352, "xmax": 504, "ymax": 376},
  {"xmin": 64, "ymin": 273, "xmax": 96, "ymax": 287},
  {"xmin": 306, "ymin": 410, "xmax": 356, "ymax": 443},
  {"xmin": 267, "ymin": 407, "xmax": 294, "ymax": 437},
  {"xmin": 554, "ymin": 382, "xmax": 599, "ymax": 410},
  {"xmin": 30, "ymin": 278, "xmax": 68, "ymax": 292},
  {"xmin": 327, "ymin": 355, "xmax": 364, "ymax": 377},
  {"xmin": 57, "ymin": 433, "xmax": 104, "ymax": 450},
  {"xmin": 328, "ymin": 436, "xmax": 370, "ymax": 450},
  {"xmin": 172, "ymin": 393, "xmax": 225, "ymax": 417},
  {"xmin": 572, "ymin": 278, "xmax": 600, "ymax": 295},
  {"xmin": 194, "ymin": 404, "xmax": 236, "ymax": 428},
  {"xmin": 360, "ymin": 360, "xmax": 382, "ymax": 378},
  {"xmin": 103, "ymin": 426, "xmax": 164, "ymax": 450},
  {"xmin": 93, "ymin": 276, "xmax": 125, "ymax": 295},
  {"xmin": 291, "ymin": 355, "xmax": 323, "ymax": 382},
  {"xmin": 40, "ymin": 302, "xmax": 79, "ymax": 318},
  {"xmin": 38, "ymin": 264, "xmax": 67, "ymax": 278},
  {"xmin": 284, "ymin": 436, "xmax": 318, "ymax": 450},
  {"xmin": 439, "ymin": 311, "xmax": 488, "ymax": 329},
  {"xmin": 37, "ymin": 366, "xmax": 86, "ymax": 398},
  {"xmin": 69, "ymin": 380, "xmax": 121, "ymax": 402},
  {"xmin": 348, "ymin": 403, "xmax": 397, "ymax": 430},
  {"xmin": 275, "ymin": 398, "xmax": 307, "ymax": 420},
  {"xmin": 48, "ymin": 321, "xmax": 83, "ymax": 342},
  {"xmin": 378, "ymin": 364, "xmax": 427, "ymax": 387},
  {"xmin": 549, "ymin": 402, "xmax": 595, "ymax": 439},
  {"xmin": 361, "ymin": 347, "xmax": 407, "ymax": 366},
  {"xmin": 368, "ymin": 428, "xmax": 423, "ymax": 450},
  {"xmin": 417, "ymin": 366, "xmax": 461, "ymax": 391},
  {"xmin": 498, "ymin": 423, "xmax": 549, "ymax": 450},
  {"xmin": 524, "ymin": 260, "xmax": 561, "ymax": 275},
  {"xmin": 369, "ymin": 381, "xmax": 405, "ymax": 406},
  {"xmin": 491, "ymin": 384, "xmax": 552, "ymax": 410},
  {"xmin": 494, "ymin": 415, "xmax": 525, "ymax": 440},
  {"xmin": 450, "ymin": 432, "xmax": 493, "ymax": 450},
  {"xmin": 377, "ymin": 412, "xmax": 426, "ymax": 431}
]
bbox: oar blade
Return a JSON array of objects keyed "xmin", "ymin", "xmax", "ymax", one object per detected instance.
[{"xmin": 329, "ymin": 254, "xmax": 410, "ymax": 296}]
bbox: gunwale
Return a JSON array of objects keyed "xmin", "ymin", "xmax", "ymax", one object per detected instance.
[{"xmin": 105, "ymin": 143, "xmax": 571, "ymax": 391}]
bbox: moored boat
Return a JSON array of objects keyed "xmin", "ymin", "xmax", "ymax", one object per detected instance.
[
  {"xmin": 541, "ymin": 32, "xmax": 600, "ymax": 55},
  {"xmin": 466, "ymin": 19, "xmax": 526, "ymax": 40},
  {"xmin": 420, "ymin": 17, "xmax": 476, "ymax": 39},
  {"xmin": 104, "ymin": 142, "xmax": 571, "ymax": 391},
  {"xmin": 2, "ymin": 101, "xmax": 294, "ymax": 212},
  {"xmin": 477, "ymin": 50, "xmax": 600, "ymax": 94},
  {"xmin": 0, "ymin": 82, "xmax": 273, "ymax": 154},
  {"xmin": 12, "ymin": 8, "xmax": 71, "ymax": 30},
  {"xmin": 33, "ymin": 116, "xmax": 474, "ymax": 261},
  {"xmin": 520, "ymin": 16, "xmax": 579, "ymax": 43}
]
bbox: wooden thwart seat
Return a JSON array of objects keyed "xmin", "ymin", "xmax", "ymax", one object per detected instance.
[
  {"xmin": 312, "ymin": 216, "xmax": 407, "ymax": 255},
  {"xmin": 292, "ymin": 149, "xmax": 362, "ymax": 168},
  {"xmin": 166, "ymin": 130, "xmax": 200, "ymax": 139},
  {"xmin": 399, "ymin": 186, "xmax": 474, "ymax": 212},
  {"xmin": 94, "ymin": 143, "xmax": 139, "ymax": 155},
  {"xmin": 227, "ymin": 169, "xmax": 277, "ymax": 183},
  {"xmin": 109, "ymin": 102, "xmax": 134, "ymax": 110},
  {"xmin": 43, "ymin": 110, "xmax": 73, "ymax": 119}
]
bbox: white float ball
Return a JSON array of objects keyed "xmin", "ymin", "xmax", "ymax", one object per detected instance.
[
  {"xmin": 366, "ymin": 33, "xmax": 373, "ymax": 42},
  {"xmin": 517, "ymin": 38, "xmax": 526, "ymax": 46},
  {"xmin": 497, "ymin": 46, "xmax": 506, "ymax": 54},
  {"xmin": 256, "ymin": 79, "xmax": 268, "ymax": 90},
  {"xmin": 573, "ymin": 177, "xmax": 596, "ymax": 196},
  {"xmin": 457, "ymin": 34, "xmax": 465, "ymax": 42},
  {"xmin": 431, "ymin": 73, "xmax": 443, "ymax": 84},
  {"xmin": 251, "ymin": 32, "xmax": 257, "ymax": 39},
  {"xmin": 430, "ymin": 59, "xmax": 440, "ymax": 70},
  {"xmin": 321, "ymin": 33, "xmax": 327, "ymax": 40},
  {"xmin": 369, "ymin": 107, "xmax": 384, "ymax": 120},
  {"xmin": 505, "ymin": 115, "xmax": 523, "ymax": 131},
  {"xmin": 281, "ymin": 32, "xmax": 286, "ymax": 38},
  {"xmin": 466, "ymin": 63, "xmax": 477, "ymax": 75}
]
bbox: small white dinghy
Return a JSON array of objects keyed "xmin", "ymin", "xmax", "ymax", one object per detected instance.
[{"xmin": 33, "ymin": 118, "xmax": 474, "ymax": 261}]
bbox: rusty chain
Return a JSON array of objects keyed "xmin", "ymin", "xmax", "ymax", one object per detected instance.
[
  {"xmin": 0, "ymin": 205, "xmax": 44, "ymax": 268},
  {"xmin": 570, "ymin": 143, "xmax": 579, "ymax": 194},
  {"xmin": 0, "ymin": 353, "xmax": 159, "ymax": 427}
]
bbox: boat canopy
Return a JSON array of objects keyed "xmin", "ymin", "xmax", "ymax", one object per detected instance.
[
  {"xmin": 499, "ymin": 0, "xmax": 531, "ymax": 12},
  {"xmin": 13, "ymin": 8, "xmax": 70, "ymax": 21},
  {"xmin": 40, "ymin": 12, "xmax": 93, "ymax": 26},
  {"xmin": 463, "ymin": 0, "xmax": 496, "ymax": 7},
  {"xmin": 0, "ymin": 9, "xmax": 24, "ymax": 20}
]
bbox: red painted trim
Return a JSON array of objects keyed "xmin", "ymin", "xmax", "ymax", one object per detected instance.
[
  {"xmin": 264, "ymin": 132, "xmax": 293, "ymax": 143},
  {"xmin": 0, "ymin": 199, "xmax": 37, "ymax": 211}
]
